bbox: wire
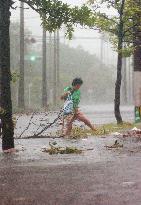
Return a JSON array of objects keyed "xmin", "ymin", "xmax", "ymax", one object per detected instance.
[
  {"xmin": 11, "ymin": 34, "xmax": 102, "ymax": 40},
  {"xmin": 11, "ymin": 16, "xmax": 39, "ymax": 20}
]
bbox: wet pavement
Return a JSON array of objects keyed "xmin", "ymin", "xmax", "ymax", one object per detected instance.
[
  {"xmin": 0, "ymin": 104, "xmax": 137, "ymax": 205},
  {"xmin": 14, "ymin": 104, "xmax": 134, "ymax": 138},
  {"xmin": 81, "ymin": 104, "xmax": 134, "ymax": 124},
  {"xmin": 1, "ymin": 134, "xmax": 141, "ymax": 205},
  {"xmin": 0, "ymin": 136, "xmax": 118, "ymax": 165}
]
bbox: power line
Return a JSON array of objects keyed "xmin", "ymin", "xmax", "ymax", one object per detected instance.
[
  {"xmin": 11, "ymin": 16, "xmax": 39, "ymax": 20},
  {"xmin": 11, "ymin": 34, "xmax": 102, "ymax": 40},
  {"xmin": 11, "ymin": 17, "xmax": 99, "ymax": 31}
]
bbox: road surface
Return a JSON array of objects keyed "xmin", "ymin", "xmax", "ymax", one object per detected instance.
[
  {"xmin": 0, "ymin": 134, "xmax": 141, "ymax": 205},
  {"xmin": 14, "ymin": 104, "xmax": 134, "ymax": 138}
]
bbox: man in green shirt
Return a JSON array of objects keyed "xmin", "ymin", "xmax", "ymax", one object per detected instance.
[{"xmin": 61, "ymin": 78, "xmax": 96, "ymax": 136}]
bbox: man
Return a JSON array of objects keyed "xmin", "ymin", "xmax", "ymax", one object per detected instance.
[{"xmin": 61, "ymin": 77, "xmax": 96, "ymax": 137}]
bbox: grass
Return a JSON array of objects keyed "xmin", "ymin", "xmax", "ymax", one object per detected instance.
[
  {"xmin": 42, "ymin": 122, "xmax": 139, "ymax": 155},
  {"xmin": 56, "ymin": 122, "xmax": 135, "ymax": 139},
  {"xmin": 68, "ymin": 122, "xmax": 135, "ymax": 139}
]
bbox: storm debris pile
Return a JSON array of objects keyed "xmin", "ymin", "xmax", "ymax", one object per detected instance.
[
  {"xmin": 41, "ymin": 142, "xmax": 82, "ymax": 155},
  {"xmin": 122, "ymin": 128, "xmax": 141, "ymax": 138}
]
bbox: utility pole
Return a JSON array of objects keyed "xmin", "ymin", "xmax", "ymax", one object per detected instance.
[
  {"xmin": 122, "ymin": 57, "xmax": 128, "ymax": 104},
  {"xmin": 56, "ymin": 29, "xmax": 60, "ymax": 100},
  {"xmin": 18, "ymin": 2, "xmax": 25, "ymax": 109},
  {"xmin": 129, "ymin": 57, "xmax": 133, "ymax": 104},
  {"xmin": 42, "ymin": 27, "xmax": 47, "ymax": 108},
  {"xmin": 48, "ymin": 32, "xmax": 53, "ymax": 106},
  {"xmin": 53, "ymin": 31, "xmax": 57, "ymax": 108},
  {"xmin": 126, "ymin": 57, "xmax": 133, "ymax": 104},
  {"xmin": 100, "ymin": 34, "xmax": 104, "ymax": 64}
]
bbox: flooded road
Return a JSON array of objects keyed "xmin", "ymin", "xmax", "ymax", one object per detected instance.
[
  {"xmin": 0, "ymin": 136, "xmax": 118, "ymax": 165},
  {"xmin": 81, "ymin": 104, "xmax": 134, "ymax": 124},
  {"xmin": 14, "ymin": 104, "xmax": 134, "ymax": 138},
  {"xmin": 1, "ymin": 105, "xmax": 140, "ymax": 205},
  {"xmin": 1, "ymin": 134, "xmax": 141, "ymax": 205}
]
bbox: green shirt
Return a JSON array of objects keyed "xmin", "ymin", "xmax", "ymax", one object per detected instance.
[{"xmin": 64, "ymin": 86, "xmax": 81, "ymax": 109}]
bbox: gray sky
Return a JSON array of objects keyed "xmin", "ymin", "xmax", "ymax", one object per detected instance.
[{"xmin": 10, "ymin": 0, "xmax": 117, "ymax": 65}]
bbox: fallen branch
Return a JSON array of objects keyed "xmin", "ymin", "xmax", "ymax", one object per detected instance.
[
  {"xmin": 34, "ymin": 109, "xmax": 63, "ymax": 137},
  {"xmin": 19, "ymin": 112, "xmax": 36, "ymax": 138},
  {"xmin": 15, "ymin": 135, "xmax": 61, "ymax": 139}
]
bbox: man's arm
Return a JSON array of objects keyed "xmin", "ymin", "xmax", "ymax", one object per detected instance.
[
  {"xmin": 60, "ymin": 86, "xmax": 71, "ymax": 100},
  {"xmin": 60, "ymin": 91, "xmax": 70, "ymax": 100}
]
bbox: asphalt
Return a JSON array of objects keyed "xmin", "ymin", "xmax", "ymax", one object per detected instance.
[
  {"xmin": 0, "ymin": 135, "xmax": 141, "ymax": 205},
  {"xmin": 14, "ymin": 104, "xmax": 134, "ymax": 138}
]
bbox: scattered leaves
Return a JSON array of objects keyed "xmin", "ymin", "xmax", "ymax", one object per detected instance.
[
  {"xmin": 42, "ymin": 142, "xmax": 82, "ymax": 155},
  {"xmin": 57, "ymin": 122, "xmax": 133, "ymax": 139},
  {"xmin": 105, "ymin": 140, "xmax": 123, "ymax": 149},
  {"xmin": 123, "ymin": 128, "xmax": 141, "ymax": 138}
]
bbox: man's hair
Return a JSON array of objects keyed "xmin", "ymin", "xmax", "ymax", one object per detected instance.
[{"xmin": 72, "ymin": 78, "xmax": 83, "ymax": 86}]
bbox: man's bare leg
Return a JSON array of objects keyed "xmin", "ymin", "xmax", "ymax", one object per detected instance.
[
  {"xmin": 63, "ymin": 114, "xmax": 75, "ymax": 136},
  {"xmin": 76, "ymin": 110, "xmax": 96, "ymax": 131}
]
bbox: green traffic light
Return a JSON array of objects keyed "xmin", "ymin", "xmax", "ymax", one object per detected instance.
[{"xmin": 30, "ymin": 56, "xmax": 36, "ymax": 61}]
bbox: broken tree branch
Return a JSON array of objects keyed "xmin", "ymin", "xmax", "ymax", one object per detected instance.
[{"xmin": 19, "ymin": 111, "xmax": 36, "ymax": 138}]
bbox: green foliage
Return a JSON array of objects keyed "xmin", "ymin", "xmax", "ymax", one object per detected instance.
[
  {"xmin": 122, "ymin": 46, "xmax": 135, "ymax": 58},
  {"xmin": 20, "ymin": 0, "xmax": 92, "ymax": 39},
  {"xmin": 87, "ymin": 0, "xmax": 141, "ymax": 56}
]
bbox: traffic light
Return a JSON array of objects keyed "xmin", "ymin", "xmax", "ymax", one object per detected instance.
[
  {"xmin": 25, "ymin": 54, "xmax": 42, "ymax": 62},
  {"xmin": 30, "ymin": 55, "xmax": 36, "ymax": 62}
]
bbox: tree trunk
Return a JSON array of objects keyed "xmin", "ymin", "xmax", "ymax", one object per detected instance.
[
  {"xmin": 114, "ymin": 45, "xmax": 123, "ymax": 124},
  {"xmin": 133, "ymin": 13, "xmax": 141, "ymax": 123},
  {"xmin": 42, "ymin": 27, "xmax": 47, "ymax": 108},
  {"xmin": 56, "ymin": 29, "xmax": 60, "ymax": 101},
  {"xmin": 114, "ymin": 0, "xmax": 125, "ymax": 124},
  {"xmin": 18, "ymin": 2, "xmax": 25, "ymax": 109},
  {"xmin": 0, "ymin": 0, "xmax": 14, "ymax": 150},
  {"xmin": 53, "ymin": 31, "xmax": 57, "ymax": 108},
  {"xmin": 133, "ymin": 33, "xmax": 141, "ymax": 72}
]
